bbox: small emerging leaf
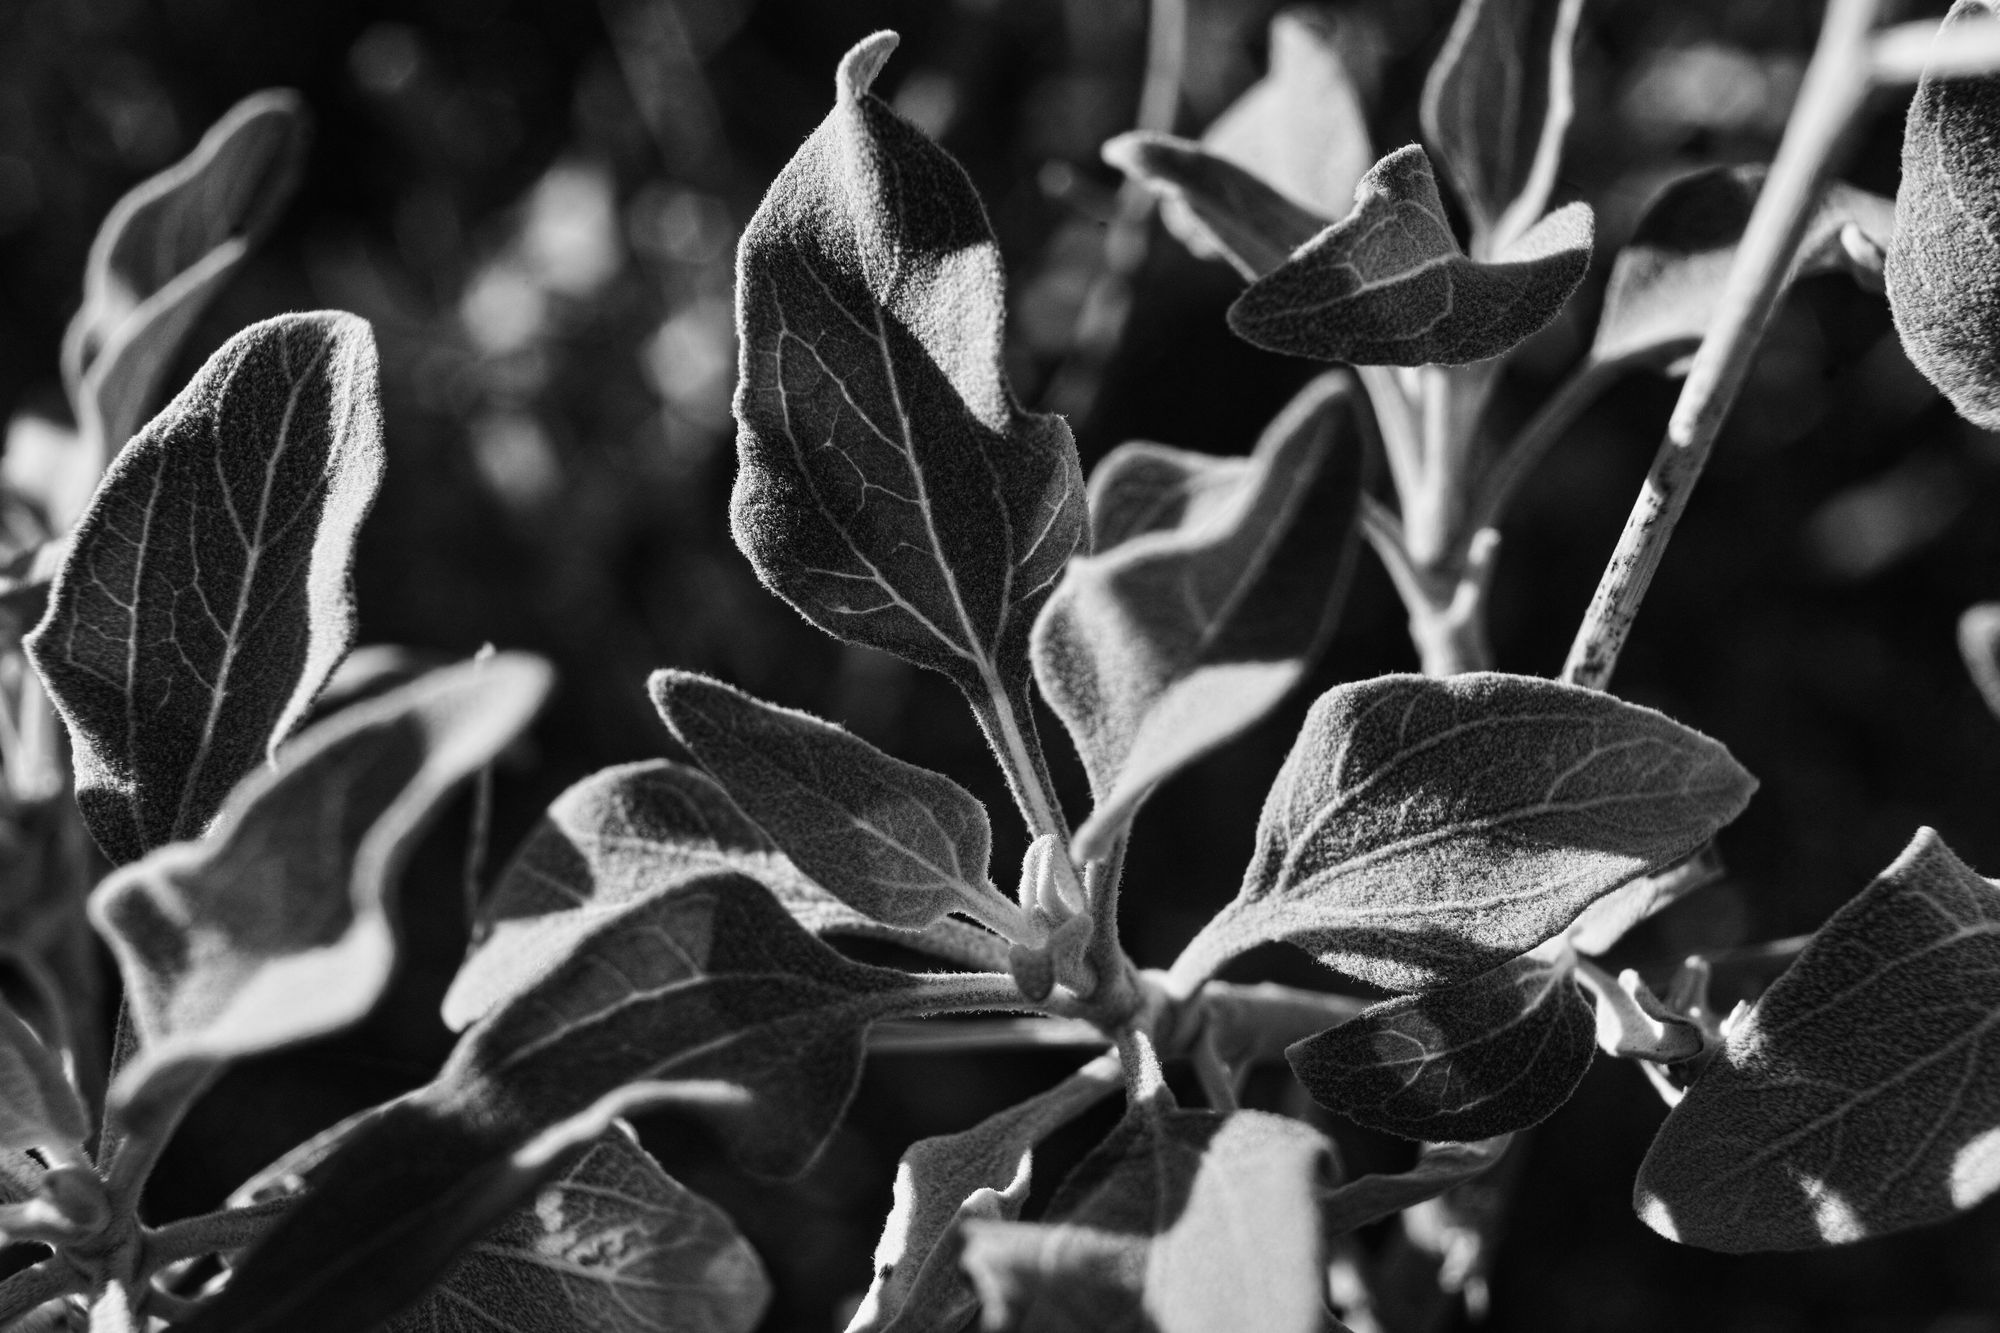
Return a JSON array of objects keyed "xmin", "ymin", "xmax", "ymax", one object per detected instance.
[
  {"xmin": 1228, "ymin": 146, "xmax": 1593, "ymax": 367},
  {"xmin": 1290, "ymin": 956, "xmax": 1595, "ymax": 1141},
  {"xmin": 1173, "ymin": 672, "xmax": 1756, "ymax": 992},
  {"xmin": 29, "ymin": 311, "xmax": 385, "ymax": 865},
  {"xmin": 0, "ymin": 1000, "xmax": 88, "ymax": 1158},
  {"xmin": 1033, "ymin": 374, "xmax": 1368, "ymax": 861},
  {"xmin": 1636, "ymin": 829, "xmax": 2000, "ymax": 1251},
  {"xmin": 1321, "ymin": 1136, "xmax": 1512, "ymax": 1235}
]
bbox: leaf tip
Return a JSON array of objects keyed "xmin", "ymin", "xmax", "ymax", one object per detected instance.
[{"xmin": 839, "ymin": 31, "xmax": 901, "ymax": 103}]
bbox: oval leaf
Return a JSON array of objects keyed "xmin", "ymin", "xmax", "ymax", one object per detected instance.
[
  {"xmin": 1032, "ymin": 373, "xmax": 1368, "ymax": 861},
  {"xmin": 28, "ymin": 311, "xmax": 385, "ymax": 866},
  {"xmin": 1228, "ymin": 146, "xmax": 1593, "ymax": 367},
  {"xmin": 1635, "ymin": 829, "xmax": 2000, "ymax": 1251},
  {"xmin": 1289, "ymin": 956, "xmax": 1596, "ymax": 1141},
  {"xmin": 1172, "ymin": 672, "xmax": 1758, "ymax": 992}
]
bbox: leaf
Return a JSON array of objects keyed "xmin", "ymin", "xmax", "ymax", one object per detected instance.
[
  {"xmin": 1227, "ymin": 146, "xmax": 1593, "ymax": 368},
  {"xmin": 959, "ymin": 1109, "xmax": 1338, "ymax": 1333},
  {"xmin": 1103, "ymin": 135, "xmax": 1328, "ymax": 283},
  {"xmin": 731, "ymin": 33, "xmax": 1086, "ymax": 746},
  {"xmin": 1171, "ymin": 672, "xmax": 1757, "ymax": 993},
  {"xmin": 1564, "ymin": 842, "xmax": 1726, "ymax": 956},
  {"xmin": 1888, "ymin": 0, "xmax": 2000, "ymax": 429},
  {"xmin": 1959, "ymin": 603, "xmax": 2000, "ymax": 722},
  {"xmin": 445, "ymin": 760, "xmax": 1007, "ymax": 1031},
  {"xmin": 27, "ymin": 311, "xmax": 385, "ymax": 866},
  {"xmin": 1321, "ymin": 1136, "xmax": 1512, "ymax": 1235},
  {"xmin": 1593, "ymin": 165, "xmax": 1897, "ymax": 371},
  {"xmin": 1419, "ymin": 0, "xmax": 1585, "ymax": 254},
  {"xmin": 0, "ymin": 999, "xmax": 88, "ymax": 1158},
  {"xmin": 1289, "ymin": 956, "xmax": 1596, "ymax": 1141},
  {"xmin": 1032, "ymin": 373, "xmax": 1368, "ymax": 861},
  {"xmin": 387, "ymin": 1126, "xmax": 770, "ymax": 1333},
  {"xmin": 91, "ymin": 654, "xmax": 552, "ymax": 1137},
  {"xmin": 649, "ymin": 670, "xmax": 1028, "ymax": 938},
  {"xmin": 1635, "ymin": 829, "xmax": 2000, "ymax": 1252}
]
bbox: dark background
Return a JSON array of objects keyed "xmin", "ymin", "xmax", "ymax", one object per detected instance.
[{"xmin": 3, "ymin": 0, "xmax": 1998, "ymax": 1328}]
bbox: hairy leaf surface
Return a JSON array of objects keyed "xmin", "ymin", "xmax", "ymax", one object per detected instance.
[
  {"xmin": 1636, "ymin": 830, "xmax": 2000, "ymax": 1251},
  {"xmin": 1033, "ymin": 374, "xmax": 1367, "ymax": 861},
  {"xmin": 1172, "ymin": 672, "xmax": 1756, "ymax": 992},
  {"xmin": 1290, "ymin": 956, "xmax": 1595, "ymax": 1140},
  {"xmin": 28, "ymin": 311, "xmax": 384, "ymax": 865},
  {"xmin": 1228, "ymin": 146, "xmax": 1592, "ymax": 367},
  {"xmin": 0, "ymin": 999, "xmax": 88, "ymax": 1157},
  {"xmin": 1322, "ymin": 1136, "xmax": 1511, "ymax": 1235},
  {"xmin": 446, "ymin": 759, "xmax": 1005, "ymax": 1029},
  {"xmin": 92, "ymin": 655, "xmax": 551, "ymax": 1136},
  {"xmin": 959, "ymin": 1109, "xmax": 1337, "ymax": 1333}
]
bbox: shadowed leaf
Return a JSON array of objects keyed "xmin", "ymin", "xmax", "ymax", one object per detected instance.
[
  {"xmin": 1960, "ymin": 603, "xmax": 2000, "ymax": 722},
  {"xmin": 1565, "ymin": 843, "xmax": 1726, "ymax": 956},
  {"xmin": 1172, "ymin": 672, "xmax": 1756, "ymax": 992},
  {"xmin": 1322, "ymin": 1136, "xmax": 1511, "ymax": 1235},
  {"xmin": 1228, "ymin": 146, "xmax": 1592, "ymax": 367},
  {"xmin": 1033, "ymin": 374, "xmax": 1368, "ymax": 861},
  {"xmin": 1289, "ymin": 956, "xmax": 1596, "ymax": 1140},
  {"xmin": 0, "ymin": 999, "xmax": 87, "ymax": 1158},
  {"xmin": 1636, "ymin": 829, "xmax": 2000, "ymax": 1251},
  {"xmin": 28, "ymin": 311, "xmax": 384, "ymax": 865},
  {"xmin": 1103, "ymin": 135, "xmax": 1325, "ymax": 282}
]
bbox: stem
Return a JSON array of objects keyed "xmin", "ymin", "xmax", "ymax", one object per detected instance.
[
  {"xmin": 0, "ymin": 1259, "xmax": 73, "ymax": 1324},
  {"xmin": 1562, "ymin": 0, "xmax": 1883, "ymax": 690},
  {"xmin": 1872, "ymin": 15, "xmax": 2000, "ymax": 84},
  {"xmin": 1080, "ymin": 833, "xmax": 1140, "ymax": 1027},
  {"xmin": 144, "ymin": 1196, "xmax": 295, "ymax": 1267},
  {"xmin": 904, "ymin": 971, "xmax": 1040, "ymax": 1018},
  {"xmin": 1116, "ymin": 1025, "xmax": 1172, "ymax": 1112},
  {"xmin": 1191, "ymin": 1027, "xmax": 1240, "ymax": 1111},
  {"xmin": 1357, "ymin": 366, "xmax": 1424, "ymax": 508},
  {"xmin": 867, "ymin": 1016, "xmax": 1109, "ymax": 1054},
  {"xmin": 1464, "ymin": 356, "xmax": 1624, "ymax": 539}
]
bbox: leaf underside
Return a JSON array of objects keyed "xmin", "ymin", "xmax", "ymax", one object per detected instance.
[{"xmin": 1320, "ymin": 1136, "xmax": 1512, "ymax": 1236}]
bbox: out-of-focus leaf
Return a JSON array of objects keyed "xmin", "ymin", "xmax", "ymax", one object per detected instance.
[
  {"xmin": 1636, "ymin": 829, "xmax": 2000, "ymax": 1251},
  {"xmin": 1420, "ymin": 0, "xmax": 1584, "ymax": 254},
  {"xmin": 91, "ymin": 655, "xmax": 551, "ymax": 1139},
  {"xmin": 1322, "ymin": 1137, "xmax": 1512, "ymax": 1235},
  {"xmin": 848, "ymin": 1052, "xmax": 1120, "ymax": 1333},
  {"xmin": 446, "ymin": 760, "xmax": 1006, "ymax": 1031},
  {"xmin": 1565, "ymin": 843, "xmax": 1726, "ymax": 956},
  {"xmin": 0, "ymin": 1000, "xmax": 87, "ymax": 1158},
  {"xmin": 0, "ymin": 538, "xmax": 67, "ymax": 650},
  {"xmin": 1172, "ymin": 673, "xmax": 1756, "ymax": 992},
  {"xmin": 1594, "ymin": 166, "xmax": 1896, "ymax": 371},
  {"xmin": 1032, "ymin": 374, "xmax": 1367, "ymax": 861},
  {"xmin": 1959, "ymin": 603, "xmax": 2000, "ymax": 722},
  {"xmin": 27, "ymin": 312, "xmax": 384, "ymax": 866},
  {"xmin": 959, "ymin": 1110, "xmax": 1338, "ymax": 1333},
  {"xmin": 1103, "ymin": 135, "xmax": 1326, "ymax": 282},
  {"xmin": 732, "ymin": 32, "xmax": 1085, "ymax": 755},
  {"xmin": 1290, "ymin": 957, "xmax": 1596, "ymax": 1140},
  {"xmin": 387, "ymin": 1127, "xmax": 770, "ymax": 1333},
  {"xmin": 1228, "ymin": 146, "xmax": 1592, "ymax": 367},
  {"xmin": 1888, "ymin": 0, "xmax": 2000, "ymax": 429},
  {"xmin": 650, "ymin": 671, "xmax": 1026, "ymax": 937}
]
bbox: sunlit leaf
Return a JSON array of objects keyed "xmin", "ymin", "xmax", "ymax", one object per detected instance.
[
  {"xmin": 0, "ymin": 999, "xmax": 87, "ymax": 1158},
  {"xmin": 1636, "ymin": 829, "xmax": 2000, "ymax": 1251},
  {"xmin": 1172, "ymin": 672, "xmax": 1756, "ymax": 992},
  {"xmin": 28, "ymin": 311, "xmax": 384, "ymax": 866},
  {"xmin": 1228, "ymin": 146, "xmax": 1592, "ymax": 367},
  {"xmin": 959, "ymin": 1109, "xmax": 1338, "ymax": 1333},
  {"xmin": 1959, "ymin": 603, "xmax": 2000, "ymax": 722},
  {"xmin": 92, "ymin": 655, "xmax": 551, "ymax": 1140},
  {"xmin": 1032, "ymin": 374, "xmax": 1368, "ymax": 861},
  {"xmin": 446, "ymin": 760, "xmax": 1007, "ymax": 1030},
  {"xmin": 1290, "ymin": 957, "xmax": 1595, "ymax": 1140},
  {"xmin": 1321, "ymin": 1136, "xmax": 1511, "ymax": 1235}
]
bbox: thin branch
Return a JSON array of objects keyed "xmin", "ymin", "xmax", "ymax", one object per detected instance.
[
  {"xmin": 0, "ymin": 1259, "xmax": 74, "ymax": 1325},
  {"xmin": 867, "ymin": 1016, "xmax": 1109, "ymax": 1055},
  {"xmin": 1872, "ymin": 15, "xmax": 2000, "ymax": 84},
  {"xmin": 145, "ymin": 1196, "xmax": 296, "ymax": 1267}
]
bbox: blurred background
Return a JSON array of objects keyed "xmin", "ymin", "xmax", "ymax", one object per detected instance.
[{"xmin": 2, "ymin": 0, "xmax": 1998, "ymax": 1328}]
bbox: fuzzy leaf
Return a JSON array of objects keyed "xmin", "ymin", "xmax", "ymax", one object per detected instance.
[
  {"xmin": 1959, "ymin": 603, "xmax": 2000, "ymax": 722},
  {"xmin": 1228, "ymin": 146, "xmax": 1592, "ymax": 367},
  {"xmin": 1594, "ymin": 166, "xmax": 1896, "ymax": 371},
  {"xmin": 28, "ymin": 311, "xmax": 384, "ymax": 866},
  {"xmin": 1103, "ymin": 135, "xmax": 1327, "ymax": 282},
  {"xmin": 1420, "ymin": 0, "xmax": 1584, "ymax": 254},
  {"xmin": 92, "ymin": 655, "xmax": 551, "ymax": 1137},
  {"xmin": 650, "ymin": 670, "xmax": 1025, "ymax": 938},
  {"xmin": 387, "ymin": 1127, "xmax": 770, "ymax": 1333},
  {"xmin": 446, "ymin": 760, "xmax": 1006, "ymax": 1030},
  {"xmin": 0, "ymin": 999, "xmax": 88, "ymax": 1158},
  {"xmin": 1888, "ymin": 0, "xmax": 2000, "ymax": 429},
  {"xmin": 1172, "ymin": 672, "xmax": 1757, "ymax": 992},
  {"xmin": 1033, "ymin": 374, "xmax": 1367, "ymax": 861},
  {"xmin": 1289, "ymin": 957, "xmax": 1595, "ymax": 1141},
  {"xmin": 1636, "ymin": 829, "xmax": 2000, "ymax": 1251},
  {"xmin": 959, "ymin": 1109, "xmax": 1338, "ymax": 1333},
  {"xmin": 1321, "ymin": 1136, "xmax": 1511, "ymax": 1235},
  {"xmin": 732, "ymin": 31, "xmax": 1085, "ymax": 727}
]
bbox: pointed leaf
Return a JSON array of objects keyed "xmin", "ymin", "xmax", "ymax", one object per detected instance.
[
  {"xmin": 92, "ymin": 655, "xmax": 552, "ymax": 1137},
  {"xmin": 1032, "ymin": 374, "xmax": 1368, "ymax": 861},
  {"xmin": 732, "ymin": 31, "xmax": 1085, "ymax": 720},
  {"xmin": 1420, "ymin": 0, "xmax": 1584, "ymax": 254},
  {"xmin": 27, "ymin": 311, "xmax": 385, "ymax": 866},
  {"xmin": 1321, "ymin": 1136, "xmax": 1511, "ymax": 1235},
  {"xmin": 1959, "ymin": 603, "xmax": 2000, "ymax": 722},
  {"xmin": 650, "ymin": 670, "xmax": 1026, "ymax": 938},
  {"xmin": 1228, "ymin": 146, "xmax": 1593, "ymax": 367},
  {"xmin": 0, "ymin": 999, "xmax": 88, "ymax": 1158},
  {"xmin": 446, "ymin": 760, "xmax": 1006, "ymax": 1030},
  {"xmin": 387, "ymin": 1127, "xmax": 770, "ymax": 1333},
  {"xmin": 1172, "ymin": 672, "xmax": 1757, "ymax": 992},
  {"xmin": 1636, "ymin": 829, "xmax": 2000, "ymax": 1251},
  {"xmin": 959, "ymin": 1109, "xmax": 1338, "ymax": 1333},
  {"xmin": 1888, "ymin": 0, "xmax": 2000, "ymax": 429},
  {"xmin": 1289, "ymin": 956, "xmax": 1596, "ymax": 1141},
  {"xmin": 1593, "ymin": 166, "xmax": 1896, "ymax": 371}
]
